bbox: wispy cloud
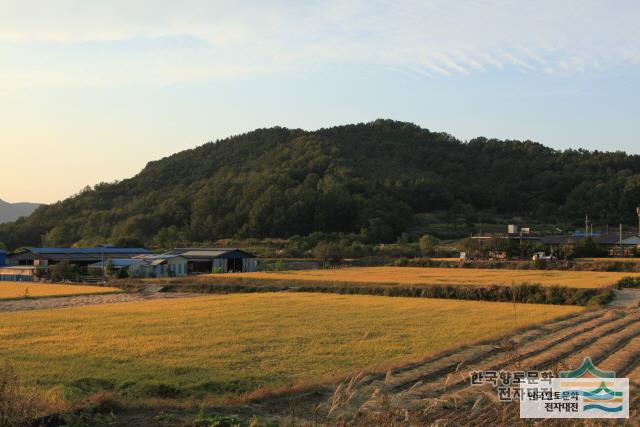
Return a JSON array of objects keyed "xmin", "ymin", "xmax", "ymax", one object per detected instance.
[{"xmin": 1, "ymin": 0, "xmax": 640, "ymax": 88}]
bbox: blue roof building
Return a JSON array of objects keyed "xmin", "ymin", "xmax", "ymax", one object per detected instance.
[{"xmin": 6, "ymin": 247, "xmax": 151, "ymax": 267}]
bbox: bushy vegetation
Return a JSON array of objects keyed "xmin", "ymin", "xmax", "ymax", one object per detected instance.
[
  {"xmin": 0, "ymin": 362, "xmax": 43, "ymax": 427},
  {"xmin": 616, "ymin": 276, "xmax": 640, "ymax": 289},
  {"xmin": 2, "ymin": 120, "xmax": 640, "ymax": 249},
  {"xmin": 163, "ymin": 280, "xmax": 612, "ymax": 306},
  {"xmin": 49, "ymin": 261, "xmax": 82, "ymax": 282}
]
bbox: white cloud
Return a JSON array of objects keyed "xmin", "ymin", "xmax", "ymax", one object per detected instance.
[{"xmin": 1, "ymin": 0, "xmax": 639, "ymax": 88}]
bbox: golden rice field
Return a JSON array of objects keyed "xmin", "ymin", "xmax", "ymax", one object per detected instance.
[
  {"xmin": 0, "ymin": 293, "xmax": 580, "ymax": 403},
  {"xmin": 0, "ymin": 281, "xmax": 121, "ymax": 299},
  {"xmin": 213, "ymin": 266, "xmax": 639, "ymax": 289}
]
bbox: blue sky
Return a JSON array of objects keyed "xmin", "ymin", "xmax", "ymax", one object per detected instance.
[{"xmin": 1, "ymin": 0, "xmax": 640, "ymax": 203}]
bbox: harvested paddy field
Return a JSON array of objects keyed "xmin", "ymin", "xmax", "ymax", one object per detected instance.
[
  {"xmin": 325, "ymin": 306, "xmax": 640, "ymax": 425},
  {"xmin": 211, "ymin": 266, "xmax": 638, "ymax": 289},
  {"xmin": 0, "ymin": 281, "xmax": 121, "ymax": 299},
  {"xmin": 0, "ymin": 293, "xmax": 579, "ymax": 404}
]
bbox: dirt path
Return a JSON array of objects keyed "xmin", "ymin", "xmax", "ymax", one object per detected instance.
[
  {"xmin": 0, "ymin": 291, "xmax": 196, "ymax": 312},
  {"xmin": 610, "ymin": 288, "xmax": 640, "ymax": 308}
]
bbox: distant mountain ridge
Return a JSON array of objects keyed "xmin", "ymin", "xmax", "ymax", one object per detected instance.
[
  {"xmin": 0, "ymin": 199, "xmax": 42, "ymax": 224},
  {"xmin": 1, "ymin": 119, "xmax": 640, "ymax": 249}
]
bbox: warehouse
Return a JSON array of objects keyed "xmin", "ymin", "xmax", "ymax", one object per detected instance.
[
  {"xmin": 6, "ymin": 247, "xmax": 151, "ymax": 267},
  {"xmin": 0, "ymin": 266, "xmax": 35, "ymax": 282},
  {"xmin": 91, "ymin": 254, "xmax": 189, "ymax": 278},
  {"xmin": 88, "ymin": 248, "xmax": 258, "ymax": 278},
  {"xmin": 159, "ymin": 248, "xmax": 258, "ymax": 274}
]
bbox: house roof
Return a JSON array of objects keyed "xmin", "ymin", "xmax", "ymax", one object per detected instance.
[
  {"xmin": 22, "ymin": 247, "xmax": 150, "ymax": 255},
  {"xmin": 89, "ymin": 258, "xmax": 145, "ymax": 268},
  {"xmin": 8, "ymin": 247, "xmax": 151, "ymax": 262},
  {"xmin": 539, "ymin": 235, "xmax": 579, "ymax": 245},
  {"xmin": 622, "ymin": 236, "xmax": 640, "ymax": 245},
  {"xmin": 163, "ymin": 248, "xmax": 256, "ymax": 259},
  {"xmin": 539, "ymin": 234, "xmax": 640, "ymax": 246}
]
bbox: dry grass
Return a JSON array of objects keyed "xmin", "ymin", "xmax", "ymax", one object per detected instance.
[
  {"xmin": 0, "ymin": 293, "xmax": 580, "ymax": 405},
  {"xmin": 210, "ymin": 266, "xmax": 638, "ymax": 289},
  {"xmin": 0, "ymin": 282, "xmax": 121, "ymax": 299}
]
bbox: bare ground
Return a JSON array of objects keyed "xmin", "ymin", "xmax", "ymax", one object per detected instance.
[
  {"xmin": 610, "ymin": 288, "xmax": 640, "ymax": 308},
  {"xmin": 0, "ymin": 288, "xmax": 196, "ymax": 313}
]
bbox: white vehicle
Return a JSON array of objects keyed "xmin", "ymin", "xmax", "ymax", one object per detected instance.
[{"xmin": 532, "ymin": 252, "xmax": 555, "ymax": 261}]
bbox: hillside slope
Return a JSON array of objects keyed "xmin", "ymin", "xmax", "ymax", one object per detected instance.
[
  {"xmin": 1, "ymin": 119, "xmax": 640, "ymax": 249},
  {"xmin": 0, "ymin": 199, "xmax": 42, "ymax": 224}
]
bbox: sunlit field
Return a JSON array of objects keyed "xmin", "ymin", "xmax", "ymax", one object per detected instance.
[
  {"xmin": 212, "ymin": 267, "xmax": 638, "ymax": 289},
  {"xmin": 0, "ymin": 293, "xmax": 580, "ymax": 403},
  {"xmin": 0, "ymin": 282, "xmax": 121, "ymax": 299}
]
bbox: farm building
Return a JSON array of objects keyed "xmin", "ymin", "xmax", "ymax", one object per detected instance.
[
  {"xmin": 540, "ymin": 234, "xmax": 640, "ymax": 256},
  {"xmin": 6, "ymin": 247, "xmax": 151, "ymax": 267},
  {"xmin": 0, "ymin": 266, "xmax": 35, "ymax": 282},
  {"xmin": 160, "ymin": 248, "xmax": 258, "ymax": 274},
  {"xmin": 89, "ymin": 255, "xmax": 189, "ymax": 278},
  {"xmin": 89, "ymin": 248, "xmax": 258, "ymax": 278},
  {"xmin": 88, "ymin": 258, "xmax": 150, "ymax": 276}
]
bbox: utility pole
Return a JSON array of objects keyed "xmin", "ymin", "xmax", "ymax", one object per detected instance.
[
  {"xmin": 585, "ymin": 214, "xmax": 589, "ymax": 236},
  {"xmin": 101, "ymin": 245, "xmax": 105, "ymax": 284},
  {"xmin": 620, "ymin": 223, "xmax": 624, "ymax": 255}
]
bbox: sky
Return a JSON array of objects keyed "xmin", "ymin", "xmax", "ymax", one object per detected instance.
[{"xmin": 1, "ymin": 0, "xmax": 640, "ymax": 203}]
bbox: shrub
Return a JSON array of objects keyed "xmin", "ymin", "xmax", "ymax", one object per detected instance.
[
  {"xmin": 0, "ymin": 362, "xmax": 42, "ymax": 426},
  {"xmin": 587, "ymin": 290, "xmax": 615, "ymax": 308},
  {"xmin": 312, "ymin": 241, "xmax": 343, "ymax": 266},
  {"xmin": 49, "ymin": 261, "xmax": 81, "ymax": 282},
  {"xmin": 616, "ymin": 277, "xmax": 640, "ymax": 289},
  {"xmin": 165, "ymin": 280, "xmax": 608, "ymax": 306},
  {"xmin": 393, "ymin": 258, "xmax": 410, "ymax": 266},
  {"xmin": 418, "ymin": 234, "xmax": 439, "ymax": 255},
  {"xmin": 115, "ymin": 268, "xmax": 129, "ymax": 279}
]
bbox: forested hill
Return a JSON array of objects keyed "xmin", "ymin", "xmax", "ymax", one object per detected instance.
[{"xmin": 2, "ymin": 119, "xmax": 640, "ymax": 249}]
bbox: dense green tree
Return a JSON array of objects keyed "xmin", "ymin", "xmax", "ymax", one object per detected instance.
[
  {"xmin": 1, "ymin": 120, "xmax": 640, "ymax": 249},
  {"xmin": 419, "ymin": 234, "xmax": 439, "ymax": 254}
]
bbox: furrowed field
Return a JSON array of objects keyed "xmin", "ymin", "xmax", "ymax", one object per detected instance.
[
  {"xmin": 0, "ymin": 282, "xmax": 121, "ymax": 299},
  {"xmin": 211, "ymin": 267, "xmax": 638, "ymax": 289},
  {"xmin": 0, "ymin": 293, "xmax": 580, "ymax": 405}
]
